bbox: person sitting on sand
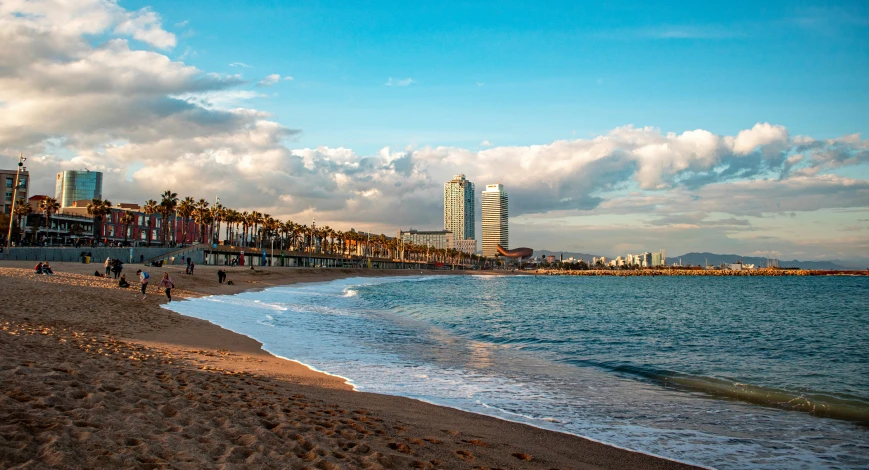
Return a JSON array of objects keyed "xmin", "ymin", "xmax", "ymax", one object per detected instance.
[
  {"xmin": 158, "ymin": 272, "xmax": 175, "ymax": 302},
  {"xmin": 118, "ymin": 274, "xmax": 130, "ymax": 288},
  {"xmin": 41, "ymin": 262, "xmax": 54, "ymax": 275},
  {"xmin": 35, "ymin": 262, "xmax": 43, "ymax": 274}
]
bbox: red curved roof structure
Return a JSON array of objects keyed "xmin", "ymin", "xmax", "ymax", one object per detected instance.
[{"xmin": 496, "ymin": 245, "xmax": 533, "ymax": 258}]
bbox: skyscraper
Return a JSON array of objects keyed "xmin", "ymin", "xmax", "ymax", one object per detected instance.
[
  {"xmin": 55, "ymin": 170, "xmax": 102, "ymax": 207},
  {"xmin": 481, "ymin": 183, "xmax": 508, "ymax": 257},
  {"xmin": 443, "ymin": 174, "xmax": 475, "ymax": 241}
]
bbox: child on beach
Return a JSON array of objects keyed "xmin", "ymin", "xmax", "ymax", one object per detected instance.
[
  {"xmin": 136, "ymin": 269, "xmax": 150, "ymax": 300},
  {"xmin": 118, "ymin": 274, "xmax": 130, "ymax": 288},
  {"xmin": 158, "ymin": 272, "xmax": 175, "ymax": 302}
]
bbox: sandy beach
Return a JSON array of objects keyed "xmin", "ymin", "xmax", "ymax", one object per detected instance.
[{"xmin": 0, "ymin": 261, "xmax": 699, "ymax": 469}]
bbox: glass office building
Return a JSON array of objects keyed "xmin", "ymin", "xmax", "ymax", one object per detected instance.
[{"xmin": 55, "ymin": 170, "xmax": 103, "ymax": 207}]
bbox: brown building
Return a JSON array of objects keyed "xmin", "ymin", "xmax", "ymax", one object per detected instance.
[{"xmin": 1, "ymin": 169, "xmax": 30, "ymax": 216}]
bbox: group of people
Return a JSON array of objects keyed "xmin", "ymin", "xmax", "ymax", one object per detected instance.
[
  {"xmin": 183, "ymin": 256, "xmax": 196, "ymax": 275},
  {"xmin": 103, "ymin": 257, "xmax": 124, "ymax": 279},
  {"xmin": 33, "ymin": 261, "xmax": 54, "ymax": 275},
  {"xmin": 130, "ymin": 269, "xmax": 175, "ymax": 301}
]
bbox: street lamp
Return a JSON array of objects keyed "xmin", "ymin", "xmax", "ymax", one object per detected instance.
[{"xmin": 5, "ymin": 153, "xmax": 26, "ymax": 250}]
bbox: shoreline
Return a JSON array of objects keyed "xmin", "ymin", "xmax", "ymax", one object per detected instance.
[
  {"xmin": 1, "ymin": 261, "xmax": 701, "ymax": 469},
  {"xmin": 164, "ymin": 277, "xmax": 711, "ymax": 469}
]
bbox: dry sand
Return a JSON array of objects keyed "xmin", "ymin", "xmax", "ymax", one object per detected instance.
[{"xmin": 0, "ymin": 261, "xmax": 700, "ymax": 469}]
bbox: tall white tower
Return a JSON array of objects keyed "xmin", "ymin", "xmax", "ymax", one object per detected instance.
[
  {"xmin": 443, "ymin": 174, "xmax": 475, "ymax": 241},
  {"xmin": 481, "ymin": 183, "xmax": 508, "ymax": 257}
]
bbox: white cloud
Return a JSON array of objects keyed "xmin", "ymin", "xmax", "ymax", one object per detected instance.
[
  {"xmin": 229, "ymin": 62, "xmax": 253, "ymax": 68},
  {"xmin": 480, "ymin": 140, "xmax": 493, "ymax": 147},
  {"xmin": 113, "ymin": 8, "xmax": 176, "ymax": 49},
  {"xmin": 731, "ymin": 122, "xmax": 789, "ymax": 155},
  {"xmin": 385, "ymin": 77, "xmax": 414, "ymax": 87},
  {"xmin": 174, "ymin": 20, "xmax": 189, "ymax": 28},
  {"xmin": 257, "ymin": 74, "xmax": 287, "ymax": 86}
]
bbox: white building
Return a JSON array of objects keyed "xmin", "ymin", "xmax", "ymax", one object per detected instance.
[
  {"xmin": 481, "ymin": 183, "xmax": 508, "ymax": 257},
  {"xmin": 444, "ymin": 174, "xmax": 475, "ymax": 242},
  {"xmin": 399, "ymin": 229, "xmax": 454, "ymax": 251},
  {"xmin": 454, "ymin": 238, "xmax": 477, "ymax": 255}
]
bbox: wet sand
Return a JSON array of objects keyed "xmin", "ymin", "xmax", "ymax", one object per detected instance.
[{"xmin": 0, "ymin": 261, "xmax": 699, "ymax": 469}]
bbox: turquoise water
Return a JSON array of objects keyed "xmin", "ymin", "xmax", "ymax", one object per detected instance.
[{"xmin": 167, "ymin": 275, "xmax": 869, "ymax": 469}]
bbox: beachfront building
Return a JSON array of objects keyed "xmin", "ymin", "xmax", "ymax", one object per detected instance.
[
  {"xmin": 2, "ymin": 169, "xmax": 29, "ymax": 216},
  {"xmin": 61, "ymin": 203, "xmax": 200, "ymax": 246},
  {"xmin": 55, "ymin": 170, "xmax": 103, "ymax": 207},
  {"xmin": 481, "ymin": 183, "xmax": 508, "ymax": 257},
  {"xmin": 399, "ymin": 229, "xmax": 455, "ymax": 251},
  {"xmin": 444, "ymin": 174, "xmax": 476, "ymax": 248},
  {"xmin": 2, "ymin": 168, "xmax": 29, "ymax": 215},
  {"xmin": 454, "ymin": 238, "xmax": 477, "ymax": 255}
]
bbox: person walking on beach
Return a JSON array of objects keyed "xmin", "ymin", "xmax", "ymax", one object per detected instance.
[
  {"xmin": 136, "ymin": 269, "xmax": 150, "ymax": 300},
  {"xmin": 158, "ymin": 272, "xmax": 175, "ymax": 302},
  {"xmin": 189, "ymin": 261, "xmax": 195, "ymax": 275},
  {"xmin": 104, "ymin": 257, "xmax": 111, "ymax": 276},
  {"xmin": 217, "ymin": 269, "xmax": 226, "ymax": 283},
  {"xmin": 112, "ymin": 259, "xmax": 123, "ymax": 279}
]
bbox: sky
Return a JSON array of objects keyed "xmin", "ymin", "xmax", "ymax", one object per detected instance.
[{"xmin": 1, "ymin": 0, "xmax": 868, "ymax": 263}]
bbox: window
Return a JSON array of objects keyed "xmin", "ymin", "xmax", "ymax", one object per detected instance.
[
  {"xmin": 5, "ymin": 179, "xmax": 11, "ymax": 188},
  {"xmin": 4, "ymin": 191, "xmax": 11, "ymax": 201},
  {"xmin": 18, "ymin": 178, "xmax": 26, "ymax": 188}
]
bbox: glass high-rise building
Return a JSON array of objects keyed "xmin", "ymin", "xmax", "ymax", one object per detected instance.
[
  {"xmin": 55, "ymin": 170, "xmax": 103, "ymax": 207},
  {"xmin": 443, "ymin": 174, "xmax": 475, "ymax": 242},
  {"xmin": 481, "ymin": 183, "xmax": 508, "ymax": 257}
]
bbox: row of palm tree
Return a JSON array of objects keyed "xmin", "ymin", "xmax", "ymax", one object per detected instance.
[{"xmin": 79, "ymin": 190, "xmax": 491, "ymax": 267}]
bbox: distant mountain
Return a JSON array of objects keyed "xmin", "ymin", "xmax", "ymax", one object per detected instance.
[
  {"xmin": 672, "ymin": 252, "xmax": 854, "ymax": 270},
  {"xmin": 532, "ymin": 249, "xmax": 605, "ymax": 261}
]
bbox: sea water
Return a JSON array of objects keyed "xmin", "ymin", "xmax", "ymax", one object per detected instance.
[{"xmin": 165, "ymin": 275, "xmax": 869, "ymax": 469}]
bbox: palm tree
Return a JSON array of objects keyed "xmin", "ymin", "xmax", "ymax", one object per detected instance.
[
  {"xmin": 38, "ymin": 197, "xmax": 60, "ymax": 244},
  {"xmin": 176, "ymin": 196, "xmax": 195, "ymax": 246},
  {"xmin": 119, "ymin": 211, "xmax": 135, "ymax": 244},
  {"xmin": 159, "ymin": 190, "xmax": 178, "ymax": 246},
  {"xmin": 86, "ymin": 198, "xmax": 112, "ymax": 243},
  {"xmin": 211, "ymin": 204, "xmax": 225, "ymax": 245},
  {"xmin": 192, "ymin": 199, "xmax": 210, "ymax": 243},
  {"xmin": 13, "ymin": 198, "xmax": 32, "ymax": 243},
  {"xmin": 143, "ymin": 199, "xmax": 158, "ymax": 246},
  {"xmin": 250, "ymin": 211, "xmax": 263, "ymax": 248}
]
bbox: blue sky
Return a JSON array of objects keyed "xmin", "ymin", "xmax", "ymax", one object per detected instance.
[
  {"xmin": 1, "ymin": 0, "xmax": 867, "ymax": 261},
  {"xmin": 135, "ymin": 0, "xmax": 869, "ymax": 153}
]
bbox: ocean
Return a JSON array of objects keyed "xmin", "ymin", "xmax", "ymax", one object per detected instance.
[{"xmin": 165, "ymin": 274, "xmax": 869, "ymax": 469}]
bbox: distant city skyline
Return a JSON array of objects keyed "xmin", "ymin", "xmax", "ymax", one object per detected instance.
[{"xmin": 0, "ymin": 0, "xmax": 867, "ymax": 262}]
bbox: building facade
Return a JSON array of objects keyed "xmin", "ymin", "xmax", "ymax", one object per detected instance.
[
  {"xmin": 481, "ymin": 183, "xmax": 508, "ymax": 257},
  {"xmin": 399, "ymin": 229, "xmax": 455, "ymax": 251},
  {"xmin": 2, "ymin": 169, "xmax": 29, "ymax": 215},
  {"xmin": 454, "ymin": 238, "xmax": 477, "ymax": 255},
  {"xmin": 443, "ymin": 174, "xmax": 475, "ymax": 242},
  {"xmin": 55, "ymin": 170, "xmax": 103, "ymax": 207}
]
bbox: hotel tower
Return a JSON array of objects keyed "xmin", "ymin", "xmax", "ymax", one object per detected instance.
[
  {"xmin": 444, "ymin": 174, "xmax": 476, "ymax": 252},
  {"xmin": 481, "ymin": 183, "xmax": 508, "ymax": 257}
]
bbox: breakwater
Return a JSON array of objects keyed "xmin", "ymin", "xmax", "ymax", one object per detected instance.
[{"xmin": 536, "ymin": 268, "xmax": 866, "ymax": 276}]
